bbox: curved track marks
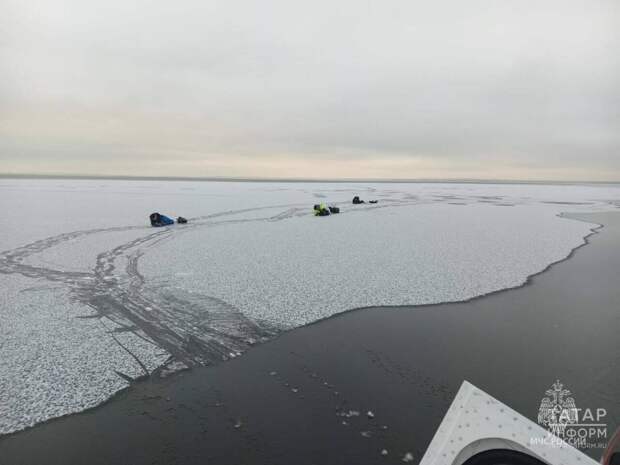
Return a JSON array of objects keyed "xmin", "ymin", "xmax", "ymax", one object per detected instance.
[{"xmin": 0, "ymin": 199, "xmax": 425, "ymax": 381}]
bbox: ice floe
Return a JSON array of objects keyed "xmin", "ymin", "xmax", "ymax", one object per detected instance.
[{"xmin": 0, "ymin": 179, "xmax": 619, "ymax": 435}]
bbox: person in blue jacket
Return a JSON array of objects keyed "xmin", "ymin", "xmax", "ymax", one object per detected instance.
[{"xmin": 149, "ymin": 212, "xmax": 175, "ymax": 227}]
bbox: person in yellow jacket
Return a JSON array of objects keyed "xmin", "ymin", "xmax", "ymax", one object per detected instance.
[{"xmin": 313, "ymin": 203, "xmax": 330, "ymax": 216}]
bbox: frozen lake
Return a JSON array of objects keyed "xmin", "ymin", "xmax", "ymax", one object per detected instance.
[{"xmin": 1, "ymin": 179, "xmax": 619, "ymax": 434}]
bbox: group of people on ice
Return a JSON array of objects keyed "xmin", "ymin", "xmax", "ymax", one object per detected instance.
[
  {"xmin": 150, "ymin": 195, "xmax": 378, "ymax": 226},
  {"xmin": 312, "ymin": 195, "xmax": 378, "ymax": 217}
]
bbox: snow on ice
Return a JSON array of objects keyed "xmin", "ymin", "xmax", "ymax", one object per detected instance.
[{"xmin": 0, "ymin": 179, "xmax": 619, "ymax": 434}]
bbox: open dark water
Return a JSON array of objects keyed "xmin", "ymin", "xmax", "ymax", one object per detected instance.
[{"xmin": 0, "ymin": 212, "xmax": 618, "ymax": 465}]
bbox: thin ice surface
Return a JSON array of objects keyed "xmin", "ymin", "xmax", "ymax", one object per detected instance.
[
  {"xmin": 143, "ymin": 203, "xmax": 596, "ymax": 327},
  {"xmin": 0, "ymin": 274, "xmax": 168, "ymax": 433},
  {"xmin": 0, "ymin": 179, "xmax": 619, "ymax": 435}
]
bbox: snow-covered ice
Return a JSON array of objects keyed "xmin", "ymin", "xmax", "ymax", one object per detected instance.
[
  {"xmin": 143, "ymin": 202, "xmax": 598, "ymax": 327},
  {"xmin": 0, "ymin": 179, "xmax": 619, "ymax": 435}
]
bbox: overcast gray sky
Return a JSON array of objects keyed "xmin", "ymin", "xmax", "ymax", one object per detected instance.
[{"xmin": 1, "ymin": 0, "xmax": 619, "ymax": 180}]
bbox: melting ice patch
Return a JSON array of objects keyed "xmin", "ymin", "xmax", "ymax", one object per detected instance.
[{"xmin": 0, "ymin": 179, "xmax": 619, "ymax": 435}]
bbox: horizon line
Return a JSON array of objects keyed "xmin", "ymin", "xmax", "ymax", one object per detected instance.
[{"xmin": 1, "ymin": 173, "xmax": 619, "ymax": 186}]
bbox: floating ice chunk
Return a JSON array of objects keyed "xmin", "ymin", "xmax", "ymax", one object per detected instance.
[
  {"xmin": 381, "ymin": 449, "xmax": 389, "ymax": 456},
  {"xmin": 145, "ymin": 195, "xmax": 602, "ymax": 332},
  {"xmin": 367, "ymin": 410, "xmax": 375, "ymax": 419},
  {"xmin": 402, "ymin": 452, "xmax": 414, "ymax": 462},
  {"xmin": 361, "ymin": 431, "xmax": 372, "ymax": 438}
]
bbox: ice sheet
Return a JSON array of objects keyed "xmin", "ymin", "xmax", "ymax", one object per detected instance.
[
  {"xmin": 142, "ymin": 203, "xmax": 596, "ymax": 327},
  {"xmin": 0, "ymin": 179, "xmax": 619, "ymax": 435},
  {"xmin": 0, "ymin": 274, "xmax": 168, "ymax": 434}
]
